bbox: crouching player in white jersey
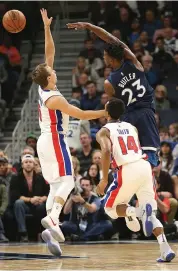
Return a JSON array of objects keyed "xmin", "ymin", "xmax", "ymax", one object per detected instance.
[
  {"xmin": 96, "ymin": 98, "xmax": 175, "ymax": 262},
  {"xmin": 31, "ymin": 9, "xmax": 106, "ymax": 257}
]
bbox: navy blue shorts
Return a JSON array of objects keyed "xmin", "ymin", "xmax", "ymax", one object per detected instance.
[{"xmin": 121, "ymin": 108, "xmax": 160, "ymax": 167}]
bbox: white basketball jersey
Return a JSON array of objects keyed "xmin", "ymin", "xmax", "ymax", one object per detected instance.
[
  {"xmin": 38, "ymin": 87, "xmax": 69, "ymax": 134},
  {"xmin": 104, "ymin": 121, "xmax": 142, "ymax": 167},
  {"xmin": 67, "ymin": 120, "xmax": 82, "ymax": 150}
]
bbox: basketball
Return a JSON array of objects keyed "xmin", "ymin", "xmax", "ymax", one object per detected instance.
[{"xmin": 2, "ymin": 10, "xmax": 26, "ymax": 33}]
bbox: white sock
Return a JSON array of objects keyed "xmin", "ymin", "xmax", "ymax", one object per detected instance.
[
  {"xmin": 157, "ymin": 233, "xmax": 167, "ymax": 245},
  {"xmin": 49, "ymin": 202, "xmax": 63, "ymax": 221}
]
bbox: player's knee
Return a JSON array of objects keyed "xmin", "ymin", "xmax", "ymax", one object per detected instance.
[{"xmin": 104, "ymin": 206, "xmax": 118, "ymax": 219}]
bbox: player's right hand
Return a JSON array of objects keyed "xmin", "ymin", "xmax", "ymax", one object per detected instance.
[
  {"xmin": 66, "ymin": 22, "xmax": 88, "ymax": 30},
  {"xmin": 96, "ymin": 180, "xmax": 107, "ymax": 197},
  {"xmin": 40, "ymin": 8, "xmax": 53, "ymax": 26}
]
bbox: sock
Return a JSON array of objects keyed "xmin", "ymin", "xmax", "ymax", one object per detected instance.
[
  {"xmin": 49, "ymin": 202, "xmax": 63, "ymax": 221},
  {"xmin": 157, "ymin": 233, "xmax": 167, "ymax": 245}
]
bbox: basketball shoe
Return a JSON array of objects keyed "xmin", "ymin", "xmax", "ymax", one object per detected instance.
[
  {"xmin": 157, "ymin": 242, "xmax": 175, "ymax": 262},
  {"xmin": 41, "ymin": 215, "xmax": 65, "ymax": 242},
  {"xmin": 140, "ymin": 203, "xmax": 153, "ymax": 237},
  {"xmin": 125, "ymin": 206, "xmax": 140, "ymax": 232},
  {"xmin": 41, "ymin": 229, "xmax": 62, "ymax": 257}
]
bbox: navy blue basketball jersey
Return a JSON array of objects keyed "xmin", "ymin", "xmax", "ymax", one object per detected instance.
[{"xmin": 108, "ymin": 60, "xmax": 155, "ymax": 112}]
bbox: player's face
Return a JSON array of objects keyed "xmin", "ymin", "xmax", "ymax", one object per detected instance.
[
  {"xmin": 22, "ymin": 160, "xmax": 34, "ymax": 172},
  {"xmin": 103, "ymin": 50, "xmax": 113, "ymax": 67},
  {"xmin": 47, "ymin": 67, "xmax": 57, "ymax": 85}
]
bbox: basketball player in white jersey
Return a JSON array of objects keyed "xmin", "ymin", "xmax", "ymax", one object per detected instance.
[
  {"xmin": 96, "ymin": 98, "xmax": 175, "ymax": 262},
  {"xmin": 31, "ymin": 9, "xmax": 105, "ymax": 257}
]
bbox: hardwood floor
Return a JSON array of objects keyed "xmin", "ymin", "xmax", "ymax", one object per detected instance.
[{"xmin": 0, "ymin": 241, "xmax": 177, "ymax": 270}]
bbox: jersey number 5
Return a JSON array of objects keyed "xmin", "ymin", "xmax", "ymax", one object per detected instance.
[
  {"xmin": 118, "ymin": 136, "xmax": 139, "ymax": 155},
  {"xmin": 122, "ymin": 78, "xmax": 146, "ymax": 106}
]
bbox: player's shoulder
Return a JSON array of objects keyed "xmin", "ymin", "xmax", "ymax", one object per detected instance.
[
  {"xmin": 120, "ymin": 121, "xmax": 137, "ymax": 131},
  {"xmin": 39, "ymin": 86, "xmax": 63, "ymax": 103}
]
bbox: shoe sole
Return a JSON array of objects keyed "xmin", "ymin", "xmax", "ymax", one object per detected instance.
[
  {"xmin": 41, "ymin": 231, "xmax": 62, "ymax": 257},
  {"xmin": 143, "ymin": 203, "xmax": 153, "ymax": 237},
  {"xmin": 166, "ymin": 252, "xmax": 175, "ymax": 262},
  {"xmin": 41, "ymin": 219, "xmax": 65, "ymax": 242}
]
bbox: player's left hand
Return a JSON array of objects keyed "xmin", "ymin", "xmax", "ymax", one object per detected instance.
[
  {"xmin": 40, "ymin": 8, "xmax": 53, "ymax": 26},
  {"xmin": 96, "ymin": 180, "xmax": 107, "ymax": 196},
  {"xmin": 66, "ymin": 22, "xmax": 88, "ymax": 30}
]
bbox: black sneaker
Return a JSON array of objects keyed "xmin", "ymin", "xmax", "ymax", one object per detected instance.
[
  {"xmin": 20, "ymin": 233, "xmax": 28, "ymax": 243},
  {"xmin": 0, "ymin": 233, "xmax": 9, "ymax": 243}
]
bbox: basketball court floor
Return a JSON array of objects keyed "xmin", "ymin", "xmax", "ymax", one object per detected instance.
[{"xmin": 0, "ymin": 241, "xmax": 178, "ymax": 271}]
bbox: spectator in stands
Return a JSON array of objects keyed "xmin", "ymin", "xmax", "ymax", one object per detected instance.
[
  {"xmin": 112, "ymin": 29, "xmax": 121, "ymax": 40},
  {"xmin": 153, "ymin": 15, "xmax": 178, "ymax": 43},
  {"xmin": 88, "ymin": 1, "xmax": 109, "ymax": 29},
  {"xmin": 77, "ymin": 73, "xmax": 89, "ymax": 95},
  {"xmin": 159, "ymin": 141, "xmax": 176, "ymax": 175},
  {"xmin": 0, "ymin": 177, "xmax": 8, "ymax": 242},
  {"xmin": 72, "ymin": 56, "xmax": 100, "ymax": 91},
  {"xmin": 153, "ymin": 37, "xmax": 174, "ymax": 76},
  {"xmin": 141, "ymin": 55, "xmax": 160, "ymax": 87},
  {"xmin": 81, "ymin": 81, "xmax": 100, "ymax": 110},
  {"xmin": 154, "ymin": 165, "xmax": 178, "ymax": 224},
  {"xmin": 34, "ymin": 158, "xmax": 41, "ymax": 174},
  {"xmin": 79, "ymin": 39, "xmax": 103, "ymax": 73},
  {"xmin": 0, "ymin": 35, "xmax": 21, "ymax": 71},
  {"xmin": 72, "ymin": 156, "xmax": 82, "ymax": 185},
  {"xmin": 155, "ymin": 112, "xmax": 161, "ymax": 129},
  {"xmin": 0, "ymin": 157, "xmax": 14, "ymax": 192},
  {"xmin": 13, "ymin": 146, "xmax": 35, "ymax": 173},
  {"xmin": 154, "ymin": 85, "xmax": 170, "ymax": 111},
  {"xmin": 129, "ymin": 18, "xmax": 140, "ymax": 46},
  {"xmin": 132, "ymin": 40, "xmax": 149, "ymax": 62},
  {"xmin": 139, "ymin": 31, "xmax": 154, "ymax": 52},
  {"xmin": 69, "ymin": 87, "xmax": 82, "ymax": 109},
  {"xmin": 97, "ymin": 68, "xmax": 112, "ymax": 92},
  {"xmin": 169, "ymin": 123, "xmax": 178, "ymax": 142},
  {"xmin": 62, "ymin": 177, "xmax": 112, "ymax": 241},
  {"xmin": 159, "ymin": 127, "xmax": 169, "ymax": 142},
  {"xmin": 143, "ymin": 9, "xmax": 162, "ymax": 38},
  {"xmin": 164, "ymin": 27, "xmax": 178, "ymax": 56},
  {"xmin": 9, "ymin": 154, "xmax": 49, "ymax": 242},
  {"xmin": 96, "ymin": 93, "xmax": 109, "ymax": 110},
  {"xmin": 26, "ymin": 133, "xmax": 38, "ymax": 157},
  {"xmin": 89, "ymin": 31, "xmax": 105, "ymax": 53},
  {"xmin": 75, "ymin": 133, "xmax": 94, "ymax": 175},
  {"xmin": 87, "ymin": 163, "xmax": 100, "ymax": 191}
]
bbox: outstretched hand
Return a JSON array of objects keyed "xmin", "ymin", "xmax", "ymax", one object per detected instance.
[
  {"xmin": 40, "ymin": 8, "xmax": 53, "ymax": 26},
  {"xmin": 66, "ymin": 22, "xmax": 88, "ymax": 30}
]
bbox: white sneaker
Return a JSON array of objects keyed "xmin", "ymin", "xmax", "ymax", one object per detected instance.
[
  {"xmin": 41, "ymin": 216, "xmax": 65, "ymax": 242},
  {"xmin": 41, "ymin": 229, "xmax": 62, "ymax": 257},
  {"xmin": 157, "ymin": 243, "xmax": 175, "ymax": 262},
  {"xmin": 125, "ymin": 207, "xmax": 140, "ymax": 232},
  {"xmin": 141, "ymin": 203, "xmax": 153, "ymax": 237}
]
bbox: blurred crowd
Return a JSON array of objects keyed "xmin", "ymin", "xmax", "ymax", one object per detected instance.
[{"xmin": 1, "ymin": 1, "xmax": 178, "ymax": 243}]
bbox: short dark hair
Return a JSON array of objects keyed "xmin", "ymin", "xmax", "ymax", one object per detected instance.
[
  {"xmin": 86, "ymin": 80, "xmax": 96, "ymax": 87},
  {"xmin": 72, "ymin": 87, "xmax": 82, "ymax": 93},
  {"xmin": 106, "ymin": 98, "xmax": 125, "ymax": 120},
  {"xmin": 104, "ymin": 43, "xmax": 124, "ymax": 61},
  {"xmin": 156, "ymin": 37, "xmax": 164, "ymax": 43},
  {"xmin": 80, "ymin": 177, "xmax": 92, "ymax": 185},
  {"xmin": 32, "ymin": 63, "xmax": 50, "ymax": 89}
]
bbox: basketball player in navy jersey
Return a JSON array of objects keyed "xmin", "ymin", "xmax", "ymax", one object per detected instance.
[{"xmin": 67, "ymin": 22, "xmax": 160, "ymax": 168}]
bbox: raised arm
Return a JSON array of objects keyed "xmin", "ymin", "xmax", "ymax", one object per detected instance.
[
  {"xmin": 46, "ymin": 95, "xmax": 105, "ymax": 120},
  {"xmin": 40, "ymin": 9, "xmax": 55, "ymax": 69},
  {"xmin": 67, "ymin": 22, "xmax": 143, "ymax": 71}
]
